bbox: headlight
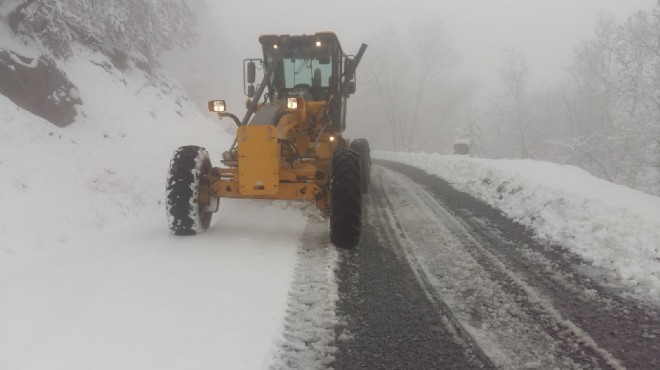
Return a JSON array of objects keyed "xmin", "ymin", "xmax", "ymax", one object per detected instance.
[
  {"xmin": 287, "ymin": 97, "xmax": 298, "ymax": 110},
  {"xmin": 208, "ymin": 100, "xmax": 226, "ymax": 112}
]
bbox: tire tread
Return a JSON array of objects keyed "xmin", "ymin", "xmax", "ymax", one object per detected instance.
[{"xmin": 330, "ymin": 149, "xmax": 362, "ymax": 248}]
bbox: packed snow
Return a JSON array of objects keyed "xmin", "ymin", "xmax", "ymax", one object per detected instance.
[
  {"xmin": 0, "ymin": 37, "xmax": 315, "ymax": 369},
  {"xmin": 376, "ymin": 152, "xmax": 660, "ymax": 301},
  {"xmin": 376, "ymin": 166, "xmax": 620, "ymax": 369}
]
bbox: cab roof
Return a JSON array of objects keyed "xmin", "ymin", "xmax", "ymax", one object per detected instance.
[{"xmin": 258, "ymin": 32, "xmax": 343, "ymax": 55}]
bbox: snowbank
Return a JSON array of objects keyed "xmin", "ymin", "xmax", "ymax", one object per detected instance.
[{"xmin": 375, "ymin": 152, "xmax": 660, "ymax": 300}]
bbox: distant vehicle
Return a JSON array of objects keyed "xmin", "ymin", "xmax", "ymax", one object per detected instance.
[
  {"xmin": 453, "ymin": 139, "xmax": 470, "ymax": 155},
  {"xmin": 166, "ymin": 32, "xmax": 369, "ymax": 248}
]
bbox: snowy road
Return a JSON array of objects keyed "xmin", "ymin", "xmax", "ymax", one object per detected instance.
[
  {"xmin": 330, "ymin": 161, "xmax": 660, "ymax": 369},
  {"xmin": 3, "ymin": 160, "xmax": 660, "ymax": 370}
]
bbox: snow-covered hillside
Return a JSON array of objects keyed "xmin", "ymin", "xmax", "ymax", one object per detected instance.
[
  {"xmin": 0, "ymin": 46, "xmax": 231, "ymax": 266},
  {"xmin": 377, "ymin": 152, "xmax": 660, "ymax": 301},
  {"xmin": 0, "ymin": 23, "xmax": 315, "ymax": 370}
]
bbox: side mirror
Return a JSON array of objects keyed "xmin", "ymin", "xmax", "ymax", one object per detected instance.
[
  {"xmin": 347, "ymin": 81, "xmax": 356, "ymax": 95},
  {"xmin": 344, "ymin": 58, "xmax": 354, "ymax": 80},
  {"xmin": 247, "ymin": 85, "xmax": 255, "ymax": 98},
  {"xmin": 208, "ymin": 100, "xmax": 226, "ymax": 112},
  {"xmin": 247, "ymin": 61, "xmax": 256, "ymax": 84}
]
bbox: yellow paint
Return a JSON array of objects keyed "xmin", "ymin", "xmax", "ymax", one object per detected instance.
[
  {"xmin": 237, "ymin": 125, "xmax": 279, "ymax": 195},
  {"xmin": 206, "ymin": 97, "xmax": 339, "ymax": 212},
  {"xmin": 212, "ymin": 180, "xmax": 322, "ymax": 201}
]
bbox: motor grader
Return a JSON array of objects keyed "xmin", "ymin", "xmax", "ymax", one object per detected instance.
[{"xmin": 166, "ymin": 32, "xmax": 370, "ymax": 248}]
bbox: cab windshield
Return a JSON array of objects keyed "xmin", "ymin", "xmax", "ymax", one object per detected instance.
[
  {"xmin": 282, "ymin": 58, "xmax": 332, "ymax": 89},
  {"xmin": 264, "ymin": 39, "xmax": 335, "ymax": 100}
]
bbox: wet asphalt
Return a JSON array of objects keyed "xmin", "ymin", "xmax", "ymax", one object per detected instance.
[
  {"xmin": 332, "ymin": 162, "xmax": 494, "ymax": 370},
  {"xmin": 331, "ymin": 160, "xmax": 660, "ymax": 370}
]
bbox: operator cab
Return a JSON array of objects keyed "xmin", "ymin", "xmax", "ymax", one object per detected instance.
[{"xmin": 258, "ymin": 33, "xmax": 344, "ymax": 102}]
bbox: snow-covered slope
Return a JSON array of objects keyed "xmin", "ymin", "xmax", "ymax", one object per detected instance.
[
  {"xmin": 0, "ymin": 44, "xmax": 232, "ymax": 266},
  {"xmin": 376, "ymin": 152, "xmax": 660, "ymax": 301},
  {"xmin": 0, "ymin": 31, "xmax": 312, "ymax": 369}
]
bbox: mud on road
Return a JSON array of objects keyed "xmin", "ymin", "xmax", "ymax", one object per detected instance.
[{"xmin": 332, "ymin": 160, "xmax": 660, "ymax": 370}]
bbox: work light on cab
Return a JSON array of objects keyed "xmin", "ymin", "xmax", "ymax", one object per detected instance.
[
  {"xmin": 287, "ymin": 97, "xmax": 298, "ymax": 110},
  {"xmin": 208, "ymin": 100, "xmax": 226, "ymax": 112}
]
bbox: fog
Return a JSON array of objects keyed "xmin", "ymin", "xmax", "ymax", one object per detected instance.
[
  {"xmin": 165, "ymin": 0, "xmax": 656, "ymax": 172},
  {"xmin": 172, "ymin": 0, "xmax": 650, "ymax": 101}
]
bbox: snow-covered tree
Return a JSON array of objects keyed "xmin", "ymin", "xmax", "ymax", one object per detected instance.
[
  {"xmin": 476, "ymin": 4, "xmax": 660, "ymax": 195},
  {"xmin": 3, "ymin": 0, "xmax": 202, "ymax": 65},
  {"xmin": 562, "ymin": 10, "xmax": 660, "ymax": 193}
]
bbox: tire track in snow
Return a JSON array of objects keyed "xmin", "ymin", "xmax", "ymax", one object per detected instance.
[
  {"xmin": 333, "ymin": 181, "xmax": 493, "ymax": 369},
  {"xmin": 374, "ymin": 164, "xmax": 624, "ymax": 369},
  {"xmin": 378, "ymin": 159, "xmax": 660, "ymax": 370}
]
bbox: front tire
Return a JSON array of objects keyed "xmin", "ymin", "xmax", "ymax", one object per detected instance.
[
  {"xmin": 166, "ymin": 145, "xmax": 213, "ymax": 235},
  {"xmin": 330, "ymin": 149, "xmax": 362, "ymax": 248},
  {"xmin": 350, "ymin": 138, "xmax": 371, "ymax": 194}
]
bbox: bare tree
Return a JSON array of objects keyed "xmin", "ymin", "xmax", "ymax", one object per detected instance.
[
  {"xmin": 490, "ymin": 48, "xmax": 535, "ymax": 159},
  {"xmin": 362, "ymin": 19, "xmax": 467, "ymax": 152},
  {"xmin": 362, "ymin": 25, "xmax": 407, "ymax": 151}
]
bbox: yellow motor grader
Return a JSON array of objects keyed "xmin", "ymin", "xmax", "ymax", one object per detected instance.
[{"xmin": 166, "ymin": 32, "xmax": 369, "ymax": 248}]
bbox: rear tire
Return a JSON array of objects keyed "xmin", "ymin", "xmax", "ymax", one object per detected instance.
[
  {"xmin": 330, "ymin": 149, "xmax": 362, "ymax": 248},
  {"xmin": 166, "ymin": 145, "xmax": 213, "ymax": 235},
  {"xmin": 350, "ymin": 138, "xmax": 371, "ymax": 194}
]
